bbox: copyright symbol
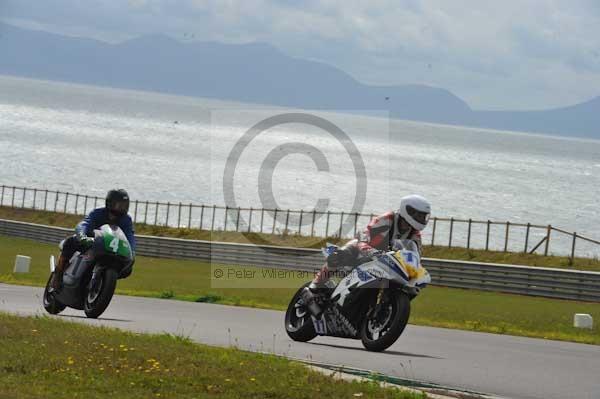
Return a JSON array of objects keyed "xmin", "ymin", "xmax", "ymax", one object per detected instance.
[
  {"xmin": 213, "ymin": 268, "xmax": 224, "ymax": 278},
  {"xmin": 222, "ymin": 112, "xmax": 367, "ymax": 253}
]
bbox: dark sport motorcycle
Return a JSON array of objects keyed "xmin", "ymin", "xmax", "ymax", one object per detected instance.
[
  {"xmin": 285, "ymin": 240, "xmax": 430, "ymax": 352},
  {"xmin": 43, "ymin": 224, "xmax": 134, "ymax": 319}
]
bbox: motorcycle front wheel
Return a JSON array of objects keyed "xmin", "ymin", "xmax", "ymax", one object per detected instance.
[
  {"xmin": 284, "ymin": 282, "xmax": 317, "ymax": 342},
  {"xmin": 360, "ymin": 291, "xmax": 410, "ymax": 352},
  {"xmin": 43, "ymin": 273, "xmax": 67, "ymax": 315},
  {"xmin": 84, "ymin": 268, "xmax": 118, "ymax": 319}
]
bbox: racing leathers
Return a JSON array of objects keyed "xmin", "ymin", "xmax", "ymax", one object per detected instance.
[{"xmin": 311, "ymin": 211, "xmax": 422, "ymax": 288}]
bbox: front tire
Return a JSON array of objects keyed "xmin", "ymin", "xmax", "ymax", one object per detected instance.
[
  {"xmin": 43, "ymin": 273, "xmax": 66, "ymax": 315},
  {"xmin": 84, "ymin": 269, "xmax": 118, "ymax": 319},
  {"xmin": 360, "ymin": 291, "xmax": 410, "ymax": 352},
  {"xmin": 285, "ymin": 283, "xmax": 317, "ymax": 342}
]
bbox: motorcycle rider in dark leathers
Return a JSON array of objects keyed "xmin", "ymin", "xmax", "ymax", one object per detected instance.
[{"xmin": 49, "ymin": 189, "xmax": 136, "ymax": 291}]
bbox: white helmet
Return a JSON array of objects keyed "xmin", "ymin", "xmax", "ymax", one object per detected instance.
[{"xmin": 398, "ymin": 195, "xmax": 431, "ymax": 231}]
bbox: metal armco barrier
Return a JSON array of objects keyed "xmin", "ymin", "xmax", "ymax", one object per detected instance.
[{"xmin": 1, "ymin": 218, "xmax": 599, "ymax": 302}]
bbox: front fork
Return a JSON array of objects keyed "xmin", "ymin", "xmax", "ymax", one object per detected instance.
[
  {"xmin": 88, "ymin": 266, "xmax": 104, "ymax": 291},
  {"xmin": 369, "ymin": 284, "xmax": 386, "ymax": 319}
]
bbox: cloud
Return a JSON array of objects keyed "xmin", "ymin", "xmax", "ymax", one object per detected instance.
[{"xmin": 2, "ymin": 0, "xmax": 600, "ymax": 109}]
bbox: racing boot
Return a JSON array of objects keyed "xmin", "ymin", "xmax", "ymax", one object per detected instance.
[
  {"xmin": 309, "ymin": 266, "xmax": 336, "ymax": 296},
  {"xmin": 49, "ymin": 255, "xmax": 67, "ymax": 292},
  {"xmin": 309, "ymin": 264, "xmax": 331, "ymax": 293}
]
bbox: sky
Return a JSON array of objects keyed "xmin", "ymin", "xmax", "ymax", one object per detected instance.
[{"xmin": 1, "ymin": 0, "xmax": 600, "ymax": 110}]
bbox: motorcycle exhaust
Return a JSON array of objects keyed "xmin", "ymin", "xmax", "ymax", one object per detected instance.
[
  {"xmin": 50, "ymin": 255, "xmax": 56, "ymax": 272},
  {"xmin": 301, "ymin": 287, "xmax": 323, "ymax": 318}
]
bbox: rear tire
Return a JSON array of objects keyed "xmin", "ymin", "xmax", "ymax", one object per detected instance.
[
  {"xmin": 84, "ymin": 269, "xmax": 118, "ymax": 319},
  {"xmin": 285, "ymin": 283, "xmax": 317, "ymax": 342},
  {"xmin": 43, "ymin": 273, "xmax": 66, "ymax": 315},
  {"xmin": 360, "ymin": 291, "xmax": 410, "ymax": 352}
]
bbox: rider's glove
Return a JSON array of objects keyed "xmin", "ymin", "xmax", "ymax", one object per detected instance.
[
  {"xmin": 82, "ymin": 237, "xmax": 94, "ymax": 249},
  {"xmin": 76, "ymin": 232, "xmax": 94, "ymax": 249},
  {"xmin": 76, "ymin": 231, "xmax": 88, "ymax": 241},
  {"xmin": 327, "ymin": 247, "xmax": 359, "ymax": 269},
  {"xmin": 326, "ymin": 250, "xmax": 341, "ymax": 268}
]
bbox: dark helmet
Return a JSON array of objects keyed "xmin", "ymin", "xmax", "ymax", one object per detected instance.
[{"xmin": 105, "ymin": 189, "xmax": 130, "ymax": 217}]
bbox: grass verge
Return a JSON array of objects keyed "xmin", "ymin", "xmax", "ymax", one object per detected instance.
[
  {"xmin": 0, "ymin": 312, "xmax": 424, "ymax": 399},
  {"xmin": 2, "ymin": 235, "xmax": 599, "ymax": 345},
  {"xmin": 1, "ymin": 206, "xmax": 599, "ymax": 271}
]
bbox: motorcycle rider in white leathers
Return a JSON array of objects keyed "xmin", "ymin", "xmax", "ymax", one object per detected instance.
[{"xmin": 309, "ymin": 195, "xmax": 431, "ymax": 291}]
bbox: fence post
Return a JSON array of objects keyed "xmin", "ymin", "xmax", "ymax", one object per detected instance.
[
  {"xmin": 248, "ymin": 207, "xmax": 253, "ymax": 233},
  {"xmin": 33, "ymin": 188, "xmax": 37, "ymax": 210},
  {"xmin": 325, "ymin": 211, "xmax": 331, "ymax": 237},
  {"xmin": 338, "ymin": 212, "xmax": 345, "ymax": 238},
  {"xmin": 353, "ymin": 212, "xmax": 359, "ymax": 237},
  {"xmin": 211, "ymin": 205, "xmax": 216, "ymax": 231},
  {"xmin": 485, "ymin": 220, "xmax": 491, "ymax": 251},
  {"xmin": 144, "ymin": 201, "xmax": 149, "ymax": 224},
  {"xmin": 74, "ymin": 194, "xmax": 79, "ymax": 214},
  {"xmin": 188, "ymin": 204, "xmax": 193, "ymax": 229},
  {"xmin": 43, "ymin": 189, "xmax": 48, "ymax": 211},
  {"xmin": 504, "ymin": 221, "xmax": 510, "ymax": 252},
  {"xmin": 224, "ymin": 206, "xmax": 229, "ymax": 231},
  {"xmin": 298, "ymin": 210, "xmax": 303, "ymax": 235},
  {"xmin": 11, "ymin": 186, "xmax": 16, "ymax": 207},
  {"xmin": 431, "ymin": 217, "xmax": 437, "ymax": 246},
  {"xmin": 467, "ymin": 219, "xmax": 472, "ymax": 249},
  {"xmin": 0, "ymin": 185, "xmax": 4, "ymax": 207},
  {"xmin": 53, "ymin": 191, "xmax": 58, "ymax": 212},
  {"xmin": 272, "ymin": 208, "xmax": 278, "ymax": 234},
  {"xmin": 448, "ymin": 217, "xmax": 454, "ymax": 248},
  {"xmin": 154, "ymin": 202, "xmax": 159, "ymax": 225},
  {"xmin": 260, "ymin": 208, "xmax": 265, "ymax": 233},
  {"xmin": 84, "ymin": 195, "xmax": 89, "ymax": 214},
  {"xmin": 21, "ymin": 187, "xmax": 26, "ymax": 208},
  {"xmin": 235, "ymin": 207, "xmax": 241, "ymax": 232},
  {"xmin": 63, "ymin": 192, "xmax": 69, "ymax": 213},
  {"xmin": 544, "ymin": 225, "xmax": 551, "ymax": 256},
  {"xmin": 311, "ymin": 210, "xmax": 316, "ymax": 237},
  {"xmin": 200, "ymin": 205, "xmax": 205, "ymax": 229},
  {"xmin": 133, "ymin": 200, "xmax": 138, "ymax": 222},
  {"xmin": 569, "ymin": 232, "xmax": 577, "ymax": 266},
  {"xmin": 166, "ymin": 202, "xmax": 171, "ymax": 227},
  {"xmin": 524, "ymin": 223, "xmax": 530, "ymax": 253},
  {"xmin": 284, "ymin": 209, "xmax": 290, "ymax": 234},
  {"xmin": 177, "ymin": 202, "xmax": 182, "ymax": 228}
]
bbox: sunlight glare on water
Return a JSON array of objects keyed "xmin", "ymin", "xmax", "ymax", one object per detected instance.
[{"xmin": 0, "ymin": 76, "xmax": 599, "ymax": 255}]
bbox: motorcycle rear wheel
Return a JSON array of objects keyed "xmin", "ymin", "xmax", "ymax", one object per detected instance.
[
  {"xmin": 84, "ymin": 268, "xmax": 118, "ymax": 319},
  {"xmin": 360, "ymin": 291, "xmax": 410, "ymax": 352},
  {"xmin": 43, "ymin": 273, "xmax": 67, "ymax": 315},
  {"xmin": 285, "ymin": 283, "xmax": 317, "ymax": 342}
]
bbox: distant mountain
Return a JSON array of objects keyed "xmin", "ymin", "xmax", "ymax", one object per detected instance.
[
  {"xmin": 472, "ymin": 96, "xmax": 600, "ymax": 138},
  {"xmin": 1, "ymin": 22, "xmax": 598, "ymax": 138}
]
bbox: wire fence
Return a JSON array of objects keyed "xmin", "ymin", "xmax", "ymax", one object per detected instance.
[{"xmin": 1, "ymin": 184, "xmax": 599, "ymax": 260}]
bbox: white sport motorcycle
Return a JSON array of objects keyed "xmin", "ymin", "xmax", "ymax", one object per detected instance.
[{"xmin": 285, "ymin": 240, "xmax": 431, "ymax": 352}]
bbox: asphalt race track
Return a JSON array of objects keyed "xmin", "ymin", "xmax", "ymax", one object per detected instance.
[{"xmin": 1, "ymin": 283, "xmax": 599, "ymax": 399}]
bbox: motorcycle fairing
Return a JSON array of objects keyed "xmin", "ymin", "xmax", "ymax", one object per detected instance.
[
  {"xmin": 333, "ymin": 252, "xmax": 409, "ymax": 307},
  {"xmin": 63, "ymin": 252, "xmax": 94, "ymax": 288},
  {"xmin": 392, "ymin": 250, "xmax": 431, "ymax": 287},
  {"xmin": 311, "ymin": 315, "xmax": 327, "ymax": 335},
  {"xmin": 311, "ymin": 306, "xmax": 358, "ymax": 338},
  {"xmin": 96, "ymin": 225, "xmax": 132, "ymax": 258},
  {"xmin": 331, "ymin": 265, "xmax": 379, "ymax": 307},
  {"xmin": 55, "ymin": 252, "xmax": 94, "ymax": 309}
]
